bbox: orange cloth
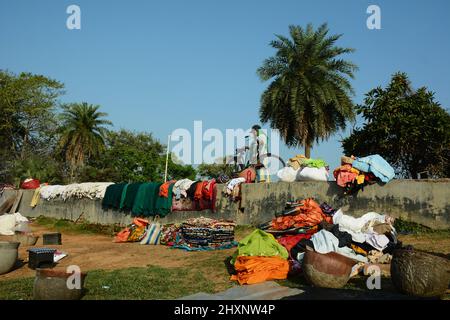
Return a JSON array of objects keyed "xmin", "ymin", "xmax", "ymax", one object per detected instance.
[
  {"xmin": 159, "ymin": 180, "xmax": 176, "ymax": 198},
  {"xmin": 230, "ymin": 256, "xmax": 289, "ymax": 285},
  {"xmin": 271, "ymin": 198, "xmax": 332, "ymax": 230},
  {"xmin": 194, "ymin": 181, "xmax": 207, "ymax": 201}
]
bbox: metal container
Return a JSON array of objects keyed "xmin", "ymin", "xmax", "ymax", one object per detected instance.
[
  {"xmin": 43, "ymin": 233, "xmax": 62, "ymax": 245},
  {"xmin": 302, "ymin": 247, "xmax": 358, "ymax": 288},
  {"xmin": 33, "ymin": 268, "xmax": 87, "ymax": 300},
  {"xmin": 391, "ymin": 249, "xmax": 450, "ymax": 297},
  {"xmin": 0, "ymin": 241, "xmax": 20, "ymax": 275}
]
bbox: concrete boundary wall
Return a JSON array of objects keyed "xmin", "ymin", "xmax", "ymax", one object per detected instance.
[{"xmin": 0, "ymin": 179, "xmax": 449, "ymax": 229}]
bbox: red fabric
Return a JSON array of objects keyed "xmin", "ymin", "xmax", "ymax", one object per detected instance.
[
  {"xmin": 202, "ymin": 179, "xmax": 216, "ymax": 200},
  {"xmin": 194, "ymin": 181, "xmax": 207, "ymax": 201},
  {"xmin": 333, "ymin": 164, "xmax": 358, "ymax": 187},
  {"xmin": 277, "ymin": 233, "xmax": 313, "ymax": 253},
  {"xmin": 271, "ymin": 198, "xmax": 332, "ymax": 230},
  {"xmin": 21, "ymin": 179, "xmax": 40, "ymax": 189}
]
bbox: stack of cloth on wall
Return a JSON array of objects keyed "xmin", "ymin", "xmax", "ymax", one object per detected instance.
[
  {"xmin": 102, "ymin": 179, "xmax": 217, "ymax": 217},
  {"xmin": 333, "ymin": 154, "xmax": 395, "ymax": 195},
  {"xmin": 277, "ymin": 155, "xmax": 329, "ymax": 182},
  {"xmin": 38, "ymin": 183, "xmax": 114, "ymax": 201},
  {"xmin": 258, "ymin": 198, "xmax": 399, "ymax": 277},
  {"xmin": 171, "ymin": 217, "xmax": 237, "ymax": 251},
  {"xmin": 230, "ymin": 229, "xmax": 290, "ymax": 285}
]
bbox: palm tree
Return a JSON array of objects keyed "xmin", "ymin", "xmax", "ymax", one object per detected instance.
[
  {"xmin": 59, "ymin": 103, "xmax": 112, "ymax": 178},
  {"xmin": 257, "ymin": 23, "xmax": 357, "ymax": 158}
]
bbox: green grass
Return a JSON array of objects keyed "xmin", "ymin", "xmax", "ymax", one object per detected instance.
[
  {"xmin": 394, "ymin": 218, "xmax": 450, "ymax": 236},
  {"xmin": 33, "ymin": 215, "xmax": 122, "ymax": 236},
  {"xmin": 0, "ymin": 265, "xmax": 217, "ymax": 300}
]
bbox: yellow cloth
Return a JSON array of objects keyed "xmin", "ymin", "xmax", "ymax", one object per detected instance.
[
  {"xmin": 30, "ymin": 187, "xmax": 40, "ymax": 208},
  {"xmin": 288, "ymin": 154, "xmax": 306, "ymax": 170},
  {"xmin": 356, "ymin": 174, "xmax": 365, "ymax": 185}
]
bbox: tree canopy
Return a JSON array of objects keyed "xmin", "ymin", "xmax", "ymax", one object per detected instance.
[
  {"xmin": 342, "ymin": 72, "xmax": 450, "ymax": 178},
  {"xmin": 257, "ymin": 23, "xmax": 357, "ymax": 158}
]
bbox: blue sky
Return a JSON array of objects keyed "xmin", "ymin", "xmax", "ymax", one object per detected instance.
[{"xmin": 1, "ymin": 0, "xmax": 449, "ymax": 171}]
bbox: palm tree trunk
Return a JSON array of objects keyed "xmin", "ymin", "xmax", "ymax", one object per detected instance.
[{"xmin": 305, "ymin": 142, "xmax": 311, "ymax": 159}]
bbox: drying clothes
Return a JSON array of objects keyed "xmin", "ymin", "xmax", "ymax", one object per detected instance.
[
  {"xmin": 310, "ymin": 230, "xmax": 368, "ymax": 263},
  {"xmin": 367, "ymin": 250, "xmax": 392, "ymax": 264},
  {"xmin": 39, "ymin": 185, "xmax": 66, "ymax": 200},
  {"xmin": 119, "ymin": 184, "xmax": 129, "ymax": 209},
  {"xmin": 271, "ymin": 198, "xmax": 332, "ymax": 230},
  {"xmin": 301, "ymin": 158, "xmax": 327, "ymax": 169},
  {"xmin": 226, "ymin": 178, "xmax": 246, "ymax": 191},
  {"xmin": 122, "ymin": 182, "xmax": 143, "ymax": 211},
  {"xmin": 159, "ymin": 180, "xmax": 176, "ymax": 198},
  {"xmin": 230, "ymin": 256, "xmax": 289, "ymax": 285},
  {"xmin": 102, "ymin": 183, "xmax": 127, "ymax": 210},
  {"xmin": 172, "ymin": 197, "xmax": 195, "ymax": 211},
  {"xmin": 202, "ymin": 179, "xmax": 216, "ymax": 201},
  {"xmin": 30, "ymin": 187, "xmax": 41, "ymax": 208},
  {"xmin": 232, "ymin": 229, "xmax": 289, "ymax": 264},
  {"xmin": 352, "ymin": 154, "xmax": 395, "ymax": 183},
  {"xmin": 132, "ymin": 182, "xmax": 161, "ymax": 216},
  {"xmin": 362, "ymin": 220, "xmax": 393, "ymax": 235},
  {"xmin": 194, "ymin": 181, "xmax": 207, "ymax": 201},
  {"xmin": 318, "ymin": 221, "xmax": 353, "ymax": 248},
  {"xmin": 173, "ymin": 179, "xmax": 195, "ymax": 199},
  {"xmin": 277, "ymin": 234, "xmax": 312, "ymax": 257},
  {"xmin": 333, "ymin": 164, "xmax": 359, "ymax": 187},
  {"xmin": 155, "ymin": 183, "xmax": 175, "ymax": 217},
  {"xmin": 58, "ymin": 182, "xmax": 114, "ymax": 201},
  {"xmin": 186, "ymin": 181, "xmax": 200, "ymax": 200}
]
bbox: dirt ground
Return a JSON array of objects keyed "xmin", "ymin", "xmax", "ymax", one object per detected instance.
[
  {"xmin": 1, "ymin": 222, "xmax": 449, "ymax": 284},
  {"xmin": 0, "ymin": 223, "xmax": 236, "ymax": 283}
]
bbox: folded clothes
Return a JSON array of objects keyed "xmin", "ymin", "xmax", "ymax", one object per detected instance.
[{"xmin": 230, "ymin": 256, "xmax": 290, "ymax": 285}]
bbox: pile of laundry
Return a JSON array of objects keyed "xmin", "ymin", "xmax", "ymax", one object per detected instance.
[
  {"xmin": 113, "ymin": 216, "xmax": 238, "ymax": 251},
  {"xmin": 172, "ymin": 217, "xmax": 237, "ymax": 251},
  {"xmin": 102, "ymin": 179, "xmax": 217, "ymax": 217},
  {"xmin": 39, "ymin": 183, "xmax": 114, "ymax": 201},
  {"xmin": 0, "ymin": 212, "xmax": 29, "ymax": 235},
  {"xmin": 333, "ymin": 154, "xmax": 395, "ymax": 194},
  {"xmin": 255, "ymin": 198, "xmax": 399, "ymax": 279},
  {"xmin": 277, "ymin": 155, "xmax": 329, "ymax": 182},
  {"xmin": 229, "ymin": 229, "xmax": 290, "ymax": 285}
]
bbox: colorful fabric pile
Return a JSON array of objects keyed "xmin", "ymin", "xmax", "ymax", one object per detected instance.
[
  {"xmin": 271, "ymin": 198, "xmax": 332, "ymax": 230},
  {"xmin": 172, "ymin": 217, "xmax": 237, "ymax": 251},
  {"xmin": 277, "ymin": 154, "xmax": 329, "ymax": 182},
  {"xmin": 258, "ymin": 198, "xmax": 399, "ymax": 277},
  {"xmin": 230, "ymin": 229, "xmax": 290, "ymax": 285},
  {"xmin": 333, "ymin": 154, "xmax": 395, "ymax": 195},
  {"xmin": 102, "ymin": 179, "xmax": 217, "ymax": 217}
]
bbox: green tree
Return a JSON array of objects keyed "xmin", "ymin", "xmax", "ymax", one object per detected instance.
[
  {"xmin": 257, "ymin": 23, "xmax": 357, "ymax": 158},
  {"xmin": 197, "ymin": 157, "xmax": 234, "ymax": 179},
  {"xmin": 0, "ymin": 70, "xmax": 64, "ymax": 182},
  {"xmin": 58, "ymin": 102, "xmax": 112, "ymax": 180},
  {"xmin": 342, "ymin": 72, "xmax": 450, "ymax": 178},
  {"xmin": 86, "ymin": 129, "xmax": 196, "ymax": 183}
]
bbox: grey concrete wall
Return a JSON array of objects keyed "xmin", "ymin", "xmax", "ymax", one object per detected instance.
[{"xmin": 1, "ymin": 179, "xmax": 449, "ymax": 229}]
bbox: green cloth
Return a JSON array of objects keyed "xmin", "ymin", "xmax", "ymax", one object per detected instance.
[
  {"xmin": 119, "ymin": 184, "xmax": 129, "ymax": 209},
  {"xmin": 155, "ymin": 183, "xmax": 174, "ymax": 217},
  {"xmin": 102, "ymin": 183, "xmax": 127, "ymax": 210},
  {"xmin": 231, "ymin": 229, "xmax": 288, "ymax": 264},
  {"xmin": 132, "ymin": 182, "xmax": 162, "ymax": 216},
  {"xmin": 302, "ymin": 158, "xmax": 327, "ymax": 168},
  {"xmin": 122, "ymin": 182, "xmax": 143, "ymax": 211}
]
